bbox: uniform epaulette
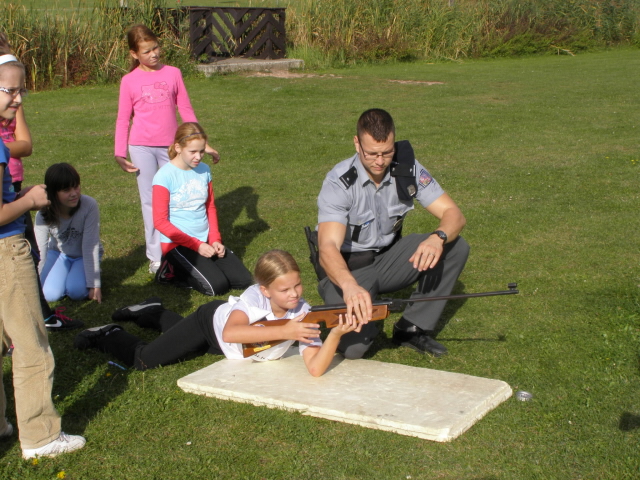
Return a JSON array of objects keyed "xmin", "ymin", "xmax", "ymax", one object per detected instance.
[
  {"xmin": 339, "ymin": 165, "xmax": 358, "ymax": 189},
  {"xmin": 390, "ymin": 140, "xmax": 418, "ymax": 201}
]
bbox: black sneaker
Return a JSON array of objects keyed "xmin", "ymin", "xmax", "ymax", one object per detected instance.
[
  {"xmin": 155, "ymin": 260, "xmax": 193, "ymax": 290},
  {"xmin": 45, "ymin": 307, "xmax": 84, "ymax": 331},
  {"xmin": 111, "ymin": 297, "xmax": 163, "ymax": 322},
  {"xmin": 0, "ymin": 419, "xmax": 14, "ymax": 440},
  {"xmin": 392, "ymin": 322, "xmax": 448, "ymax": 357},
  {"xmin": 74, "ymin": 324, "xmax": 122, "ymax": 350},
  {"xmin": 155, "ymin": 259, "xmax": 175, "ymax": 285}
]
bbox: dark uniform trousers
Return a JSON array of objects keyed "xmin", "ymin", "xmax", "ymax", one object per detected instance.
[{"xmin": 318, "ymin": 233, "xmax": 469, "ymax": 359}]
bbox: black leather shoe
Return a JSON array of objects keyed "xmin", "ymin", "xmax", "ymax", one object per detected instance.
[{"xmin": 392, "ymin": 323, "xmax": 448, "ymax": 357}]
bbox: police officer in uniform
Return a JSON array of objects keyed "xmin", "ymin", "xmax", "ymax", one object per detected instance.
[{"xmin": 316, "ymin": 108, "xmax": 469, "ymax": 359}]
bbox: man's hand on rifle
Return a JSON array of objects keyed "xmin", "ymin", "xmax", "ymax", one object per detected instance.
[
  {"xmin": 341, "ymin": 281, "xmax": 373, "ymax": 325},
  {"xmin": 283, "ymin": 312, "xmax": 321, "ymax": 344}
]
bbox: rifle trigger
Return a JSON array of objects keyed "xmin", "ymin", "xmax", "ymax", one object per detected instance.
[{"xmin": 382, "ymin": 298, "xmax": 405, "ymax": 312}]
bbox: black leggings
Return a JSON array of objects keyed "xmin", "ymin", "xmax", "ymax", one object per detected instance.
[
  {"xmin": 165, "ymin": 246, "xmax": 252, "ymax": 296},
  {"xmin": 97, "ymin": 300, "xmax": 225, "ymax": 371}
]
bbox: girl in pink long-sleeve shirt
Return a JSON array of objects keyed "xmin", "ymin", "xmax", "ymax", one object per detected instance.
[{"xmin": 114, "ymin": 24, "xmax": 219, "ymax": 274}]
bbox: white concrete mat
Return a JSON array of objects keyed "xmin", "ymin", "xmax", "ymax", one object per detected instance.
[{"xmin": 177, "ymin": 349, "xmax": 512, "ymax": 442}]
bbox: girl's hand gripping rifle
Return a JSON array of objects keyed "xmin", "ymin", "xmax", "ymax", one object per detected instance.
[{"xmin": 242, "ymin": 283, "xmax": 519, "ymax": 358}]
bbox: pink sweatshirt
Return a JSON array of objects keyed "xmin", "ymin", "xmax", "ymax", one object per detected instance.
[
  {"xmin": 0, "ymin": 118, "xmax": 23, "ymax": 182},
  {"xmin": 114, "ymin": 65, "xmax": 197, "ymax": 158}
]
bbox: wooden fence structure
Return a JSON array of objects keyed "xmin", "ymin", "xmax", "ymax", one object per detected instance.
[{"xmin": 163, "ymin": 7, "xmax": 287, "ymax": 62}]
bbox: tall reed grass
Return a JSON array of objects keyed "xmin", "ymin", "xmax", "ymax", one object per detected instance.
[
  {"xmin": 286, "ymin": 0, "xmax": 640, "ymax": 67},
  {"xmin": 1, "ymin": 0, "xmax": 193, "ymax": 90},
  {"xmin": 1, "ymin": 0, "xmax": 638, "ymax": 88}
]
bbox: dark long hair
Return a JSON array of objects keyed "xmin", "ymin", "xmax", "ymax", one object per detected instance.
[
  {"xmin": 0, "ymin": 32, "xmax": 13, "ymax": 56},
  {"xmin": 127, "ymin": 24, "xmax": 159, "ymax": 72},
  {"xmin": 40, "ymin": 163, "xmax": 81, "ymax": 225}
]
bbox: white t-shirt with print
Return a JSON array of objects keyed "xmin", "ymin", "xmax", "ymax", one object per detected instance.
[{"xmin": 213, "ymin": 284, "xmax": 322, "ymax": 361}]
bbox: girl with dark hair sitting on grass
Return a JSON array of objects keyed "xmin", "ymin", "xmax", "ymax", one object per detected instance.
[{"xmin": 35, "ymin": 162, "xmax": 103, "ymax": 303}]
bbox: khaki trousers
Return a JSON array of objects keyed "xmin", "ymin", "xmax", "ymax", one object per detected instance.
[{"xmin": 0, "ymin": 234, "xmax": 61, "ymax": 449}]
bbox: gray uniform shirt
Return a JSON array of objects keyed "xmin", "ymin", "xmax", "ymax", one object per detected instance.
[
  {"xmin": 34, "ymin": 194, "xmax": 103, "ymax": 288},
  {"xmin": 317, "ymin": 153, "xmax": 445, "ymax": 253}
]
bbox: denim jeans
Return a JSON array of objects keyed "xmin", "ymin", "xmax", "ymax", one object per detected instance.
[
  {"xmin": 0, "ymin": 234, "xmax": 61, "ymax": 448},
  {"xmin": 40, "ymin": 250, "xmax": 89, "ymax": 302}
]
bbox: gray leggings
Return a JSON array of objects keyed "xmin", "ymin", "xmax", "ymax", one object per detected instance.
[{"xmin": 129, "ymin": 145, "xmax": 170, "ymax": 263}]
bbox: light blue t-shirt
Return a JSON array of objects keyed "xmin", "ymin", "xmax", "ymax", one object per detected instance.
[{"xmin": 152, "ymin": 161, "xmax": 211, "ymax": 244}]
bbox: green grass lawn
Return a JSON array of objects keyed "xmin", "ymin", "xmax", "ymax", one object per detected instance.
[{"xmin": 1, "ymin": 49, "xmax": 639, "ymax": 479}]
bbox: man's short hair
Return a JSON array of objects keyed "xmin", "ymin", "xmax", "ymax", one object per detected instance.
[{"xmin": 357, "ymin": 109, "xmax": 395, "ymax": 142}]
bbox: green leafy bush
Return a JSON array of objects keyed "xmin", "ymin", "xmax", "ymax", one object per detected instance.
[
  {"xmin": 1, "ymin": 0, "xmax": 639, "ymax": 86},
  {"xmin": 1, "ymin": 0, "xmax": 193, "ymax": 90}
]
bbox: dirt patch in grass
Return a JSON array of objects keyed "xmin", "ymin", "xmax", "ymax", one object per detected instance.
[
  {"xmin": 244, "ymin": 72, "xmax": 444, "ymax": 86},
  {"xmin": 245, "ymin": 71, "xmax": 343, "ymax": 79},
  {"xmin": 388, "ymin": 80, "xmax": 444, "ymax": 85}
]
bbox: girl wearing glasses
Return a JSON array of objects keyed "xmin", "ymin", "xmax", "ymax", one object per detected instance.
[
  {"xmin": 0, "ymin": 32, "xmax": 85, "ymax": 459},
  {"xmin": 114, "ymin": 24, "xmax": 219, "ymax": 276}
]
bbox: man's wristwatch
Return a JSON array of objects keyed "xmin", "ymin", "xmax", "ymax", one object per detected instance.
[{"xmin": 430, "ymin": 230, "xmax": 448, "ymax": 244}]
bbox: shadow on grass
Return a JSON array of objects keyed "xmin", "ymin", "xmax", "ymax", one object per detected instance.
[
  {"xmin": 100, "ymin": 244, "xmax": 194, "ymax": 314},
  {"xmin": 434, "ymin": 281, "xmax": 468, "ymax": 336},
  {"xmin": 0, "ymin": 247, "xmax": 156, "ymax": 461},
  {"xmin": 0, "ymin": 351, "xmax": 131, "ymax": 460},
  {"xmin": 619, "ymin": 412, "xmax": 640, "ymax": 431},
  {"xmin": 103, "ymin": 186, "xmax": 269, "ymax": 300},
  {"xmin": 363, "ymin": 280, "xmax": 470, "ymax": 358},
  {"xmin": 215, "ymin": 186, "xmax": 270, "ymax": 260},
  {"xmin": 97, "ymin": 186, "xmax": 269, "ymax": 309}
]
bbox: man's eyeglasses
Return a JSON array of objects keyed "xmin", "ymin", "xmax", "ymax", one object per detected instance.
[
  {"xmin": 357, "ymin": 139, "xmax": 395, "ymax": 161},
  {"xmin": 0, "ymin": 87, "xmax": 28, "ymax": 98}
]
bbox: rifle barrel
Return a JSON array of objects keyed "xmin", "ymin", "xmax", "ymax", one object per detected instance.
[
  {"xmin": 399, "ymin": 287, "xmax": 519, "ymax": 303},
  {"xmin": 310, "ymin": 283, "xmax": 518, "ymax": 312},
  {"xmin": 243, "ymin": 284, "xmax": 518, "ymax": 357}
]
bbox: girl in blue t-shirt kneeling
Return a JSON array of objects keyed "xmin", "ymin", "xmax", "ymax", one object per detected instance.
[{"xmin": 152, "ymin": 122, "xmax": 251, "ymax": 296}]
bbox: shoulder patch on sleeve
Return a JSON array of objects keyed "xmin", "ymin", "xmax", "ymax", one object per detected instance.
[{"xmin": 419, "ymin": 169, "xmax": 432, "ymax": 189}]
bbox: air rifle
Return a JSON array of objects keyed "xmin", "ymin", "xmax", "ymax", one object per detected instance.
[{"xmin": 242, "ymin": 283, "xmax": 519, "ymax": 358}]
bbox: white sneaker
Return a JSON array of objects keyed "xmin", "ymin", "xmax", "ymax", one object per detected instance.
[
  {"xmin": 22, "ymin": 432, "xmax": 86, "ymax": 459},
  {"xmin": 149, "ymin": 261, "xmax": 161, "ymax": 274}
]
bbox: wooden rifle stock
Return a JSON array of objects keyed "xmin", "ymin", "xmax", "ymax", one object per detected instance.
[
  {"xmin": 241, "ymin": 304, "xmax": 390, "ymax": 358},
  {"xmin": 241, "ymin": 283, "xmax": 519, "ymax": 358}
]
